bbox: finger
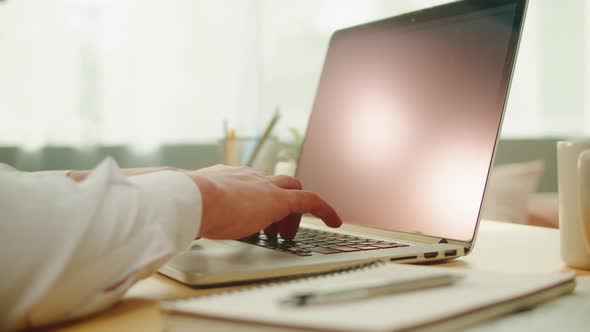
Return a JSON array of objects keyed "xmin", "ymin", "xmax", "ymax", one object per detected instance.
[
  {"xmin": 264, "ymin": 222, "xmax": 280, "ymax": 239},
  {"xmin": 270, "ymin": 175, "xmax": 302, "ymax": 190},
  {"xmin": 278, "ymin": 213, "xmax": 302, "ymax": 241},
  {"xmin": 286, "ymin": 191, "xmax": 342, "ymax": 228}
]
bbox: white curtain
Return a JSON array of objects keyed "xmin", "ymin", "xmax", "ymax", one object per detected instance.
[
  {"xmin": 0, "ymin": 0, "xmax": 588, "ymax": 151},
  {"xmin": 0, "ymin": 0, "xmax": 260, "ymax": 150}
]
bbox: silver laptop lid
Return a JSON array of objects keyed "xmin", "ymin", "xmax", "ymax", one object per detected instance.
[{"xmin": 296, "ymin": 0, "xmax": 527, "ymax": 243}]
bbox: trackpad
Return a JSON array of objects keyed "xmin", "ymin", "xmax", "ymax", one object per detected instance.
[
  {"xmin": 166, "ymin": 239, "xmax": 292, "ymax": 273},
  {"xmin": 188, "ymin": 240, "xmax": 243, "ymax": 255}
]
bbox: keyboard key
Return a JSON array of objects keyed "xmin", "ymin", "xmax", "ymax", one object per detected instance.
[
  {"xmin": 352, "ymin": 245, "xmax": 381, "ymax": 250},
  {"xmin": 372, "ymin": 243, "xmax": 403, "ymax": 248},
  {"xmin": 328, "ymin": 246, "xmax": 362, "ymax": 252},
  {"xmin": 309, "ymin": 247, "xmax": 344, "ymax": 254}
]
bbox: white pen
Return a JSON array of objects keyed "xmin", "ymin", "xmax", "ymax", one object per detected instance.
[{"xmin": 280, "ymin": 273, "xmax": 462, "ymax": 307}]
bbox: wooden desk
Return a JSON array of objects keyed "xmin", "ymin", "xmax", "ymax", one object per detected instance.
[{"xmin": 50, "ymin": 220, "xmax": 588, "ymax": 332}]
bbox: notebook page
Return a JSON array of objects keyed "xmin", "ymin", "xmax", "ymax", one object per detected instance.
[{"xmin": 163, "ymin": 263, "xmax": 574, "ymax": 332}]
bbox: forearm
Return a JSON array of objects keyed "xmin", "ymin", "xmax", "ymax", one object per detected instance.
[{"xmin": 0, "ymin": 159, "xmax": 201, "ymax": 330}]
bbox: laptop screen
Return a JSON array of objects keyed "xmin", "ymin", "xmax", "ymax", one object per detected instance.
[{"xmin": 296, "ymin": 0, "xmax": 527, "ymax": 242}]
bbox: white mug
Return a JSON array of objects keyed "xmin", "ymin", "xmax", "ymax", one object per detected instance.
[{"xmin": 557, "ymin": 141, "xmax": 590, "ymax": 269}]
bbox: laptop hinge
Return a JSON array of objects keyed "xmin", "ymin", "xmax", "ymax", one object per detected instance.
[{"xmin": 438, "ymin": 238, "xmax": 448, "ymax": 244}]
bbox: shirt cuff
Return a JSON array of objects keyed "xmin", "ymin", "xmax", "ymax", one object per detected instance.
[
  {"xmin": 33, "ymin": 170, "xmax": 72, "ymax": 177},
  {"xmin": 0, "ymin": 164, "xmax": 71, "ymax": 177},
  {"xmin": 127, "ymin": 170, "xmax": 202, "ymax": 252}
]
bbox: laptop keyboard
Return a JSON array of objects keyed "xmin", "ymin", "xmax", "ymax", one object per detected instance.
[{"xmin": 238, "ymin": 228, "xmax": 410, "ymax": 256}]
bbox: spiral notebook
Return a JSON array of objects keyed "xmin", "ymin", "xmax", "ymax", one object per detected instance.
[{"xmin": 162, "ymin": 263, "xmax": 575, "ymax": 332}]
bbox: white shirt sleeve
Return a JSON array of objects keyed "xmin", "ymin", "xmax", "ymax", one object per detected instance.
[{"xmin": 0, "ymin": 158, "xmax": 202, "ymax": 331}]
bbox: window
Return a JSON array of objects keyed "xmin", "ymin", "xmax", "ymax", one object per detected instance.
[{"xmin": 0, "ymin": 0, "xmax": 587, "ymax": 152}]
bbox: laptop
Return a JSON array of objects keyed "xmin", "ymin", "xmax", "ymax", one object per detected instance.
[{"xmin": 161, "ymin": 0, "xmax": 528, "ymax": 286}]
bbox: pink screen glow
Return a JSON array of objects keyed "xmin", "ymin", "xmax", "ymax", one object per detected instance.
[{"xmin": 297, "ymin": 2, "xmax": 522, "ymax": 242}]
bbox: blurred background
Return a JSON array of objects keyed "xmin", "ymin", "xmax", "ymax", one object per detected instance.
[{"xmin": 0, "ymin": 0, "xmax": 588, "ymax": 217}]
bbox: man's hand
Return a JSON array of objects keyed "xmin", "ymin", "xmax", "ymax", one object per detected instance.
[
  {"xmin": 187, "ymin": 165, "xmax": 342, "ymax": 240},
  {"xmin": 69, "ymin": 164, "xmax": 342, "ymax": 240}
]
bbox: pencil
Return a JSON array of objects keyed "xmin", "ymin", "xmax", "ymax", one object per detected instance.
[
  {"xmin": 246, "ymin": 108, "xmax": 281, "ymax": 167},
  {"xmin": 226, "ymin": 129, "xmax": 237, "ymax": 166}
]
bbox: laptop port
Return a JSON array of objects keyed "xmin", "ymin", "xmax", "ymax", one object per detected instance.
[
  {"xmin": 444, "ymin": 250, "xmax": 457, "ymax": 257},
  {"xmin": 424, "ymin": 252, "xmax": 438, "ymax": 259},
  {"xmin": 390, "ymin": 255, "xmax": 418, "ymax": 262}
]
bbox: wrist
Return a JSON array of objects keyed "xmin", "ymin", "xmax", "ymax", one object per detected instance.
[
  {"xmin": 67, "ymin": 170, "xmax": 88, "ymax": 182},
  {"xmin": 187, "ymin": 172, "xmax": 220, "ymax": 238}
]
